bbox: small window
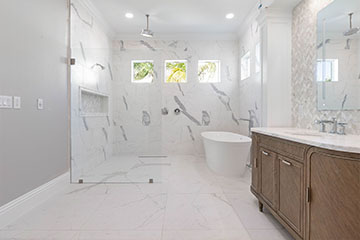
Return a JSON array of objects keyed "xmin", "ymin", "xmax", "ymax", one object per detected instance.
[
  {"xmin": 317, "ymin": 59, "xmax": 338, "ymax": 82},
  {"xmin": 165, "ymin": 60, "xmax": 187, "ymax": 83},
  {"xmin": 241, "ymin": 51, "xmax": 251, "ymax": 80},
  {"xmin": 255, "ymin": 43, "xmax": 261, "ymax": 73},
  {"xmin": 198, "ymin": 60, "xmax": 221, "ymax": 83},
  {"xmin": 131, "ymin": 60, "xmax": 154, "ymax": 83}
]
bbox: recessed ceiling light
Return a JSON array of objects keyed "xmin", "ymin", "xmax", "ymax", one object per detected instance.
[
  {"xmin": 226, "ymin": 13, "xmax": 235, "ymax": 19},
  {"xmin": 125, "ymin": 12, "xmax": 134, "ymax": 19}
]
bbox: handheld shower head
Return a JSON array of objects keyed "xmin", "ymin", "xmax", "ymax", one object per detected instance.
[{"xmin": 344, "ymin": 13, "xmax": 359, "ymax": 36}]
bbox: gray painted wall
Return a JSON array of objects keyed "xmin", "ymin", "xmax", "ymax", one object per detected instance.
[{"xmin": 0, "ymin": 0, "xmax": 69, "ymax": 206}]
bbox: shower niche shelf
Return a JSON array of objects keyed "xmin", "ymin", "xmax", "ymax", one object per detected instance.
[{"xmin": 79, "ymin": 87, "xmax": 109, "ymax": 117}]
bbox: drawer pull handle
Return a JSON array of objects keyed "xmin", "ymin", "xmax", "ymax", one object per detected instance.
[
  {"xmin": 282, "ymin": 160, "xmax": 292, "ymax": 166},
  {"xmin": 262, "ymin": 151, "xmax": 269, "ymax": 156}
]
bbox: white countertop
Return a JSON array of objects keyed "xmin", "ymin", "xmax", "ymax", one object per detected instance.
[{"xmin": 251, "ymin": 128, "xmax": 360, "ymax": 154}]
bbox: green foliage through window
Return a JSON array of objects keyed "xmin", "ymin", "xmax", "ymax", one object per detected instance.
[
  {"xmin": 198, "ymin": 60, "xmax": 220, "ymax": 83},
  {"xmin": 165, "ymin": 61, "xmax": 187, "ymax": 83},
  {"xmin": 132, "ymin": 61, "xmax": 154, "ymax": 83}
]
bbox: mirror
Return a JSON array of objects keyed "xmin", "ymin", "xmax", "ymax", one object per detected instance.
[{"xmin": 317, "ymin": 0, "xmax": 360, "ymax": 110}]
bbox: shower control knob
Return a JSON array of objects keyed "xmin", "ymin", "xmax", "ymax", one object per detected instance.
[
  {"xmin": 174, "ymin": 108, "xmax": 181, "ymax": 115},
  {"xmin": 161, "ymin": 107, "xmax": 169, "ymax": 115}
]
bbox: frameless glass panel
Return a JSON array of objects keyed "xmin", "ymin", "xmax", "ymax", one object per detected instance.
[
  {"xmin": 70, "ymin": 47, "xmax": 165, "ymax": 184},
  {"xmin": 241, "ymin": 52, "xmax": 251, "ymax": 80},
  {"xmin": 70, "ymin": 1, "xmax": 166, "ymax": 184}
]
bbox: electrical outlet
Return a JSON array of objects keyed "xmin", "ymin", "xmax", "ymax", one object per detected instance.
[
  {"xmin": 37, "ymin": 98, "xmax": 44, "ymax": 110},
  {"xmin": 13, "ymin": 96, "xmax": 21, "ymax": 109}
]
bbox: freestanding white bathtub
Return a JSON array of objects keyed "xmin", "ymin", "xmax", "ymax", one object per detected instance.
[{"xmin": 201, "ymin": 132, "xmax": 252, "ymax": 177}]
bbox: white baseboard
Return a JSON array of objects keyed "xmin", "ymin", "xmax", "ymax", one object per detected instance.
[{"xmin": 0, "ymin": 172, "xmax": 69, "ymax": 229}]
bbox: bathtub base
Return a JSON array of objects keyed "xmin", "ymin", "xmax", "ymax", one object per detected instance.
[{"xmin": 201, "ymin": 132, "xmax": 252, "ymax": 178}]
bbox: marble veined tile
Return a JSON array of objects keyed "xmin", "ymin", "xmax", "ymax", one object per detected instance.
[
  {"xmin": 247, "ymin": 229, "xmax": 294, "ymax": 240},
  {"xmin": 163, "ymin": 155, "xmax": 223, "ymax": 194},
  {"xmin": 79, "ymin": 155, "xmax": 172, "ymax": 183},
  {"xmin": 82, "ymin": 193, "xmax": 167, "ymax": 231},
  {"xmin": 0, "ymin": 155, "xmax": 294, "ymax": 240},
  {"xmin": 0, "ymin": 230, "xmax": 77, "ymax": 240},
  {"xmin": 225, "ymin": 191, "xmax": 284, "ymax": 230},
  {"xmin": 162, "ymin": 230, "xmax": 251, "ymax": 240},
  {"xmin": 3, "ymin": 195, "xmax": 106, "ymax": 231},
  {"xmin": 73, "ymin": 230, "xmax": 162, "ymax": 240},
  {"xmin": 163, "ymin": 193, "xmax": 248, "ymax": 232}
]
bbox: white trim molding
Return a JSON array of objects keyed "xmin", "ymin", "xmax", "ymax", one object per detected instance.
[{"xmin": 0, "ymin": 172, "xmax": 69, "ymax": 229}]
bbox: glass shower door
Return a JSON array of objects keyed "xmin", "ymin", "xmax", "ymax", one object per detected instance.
[{"xmin": 70, "ymin": 47, "xmax": 167, "ymax": 184}]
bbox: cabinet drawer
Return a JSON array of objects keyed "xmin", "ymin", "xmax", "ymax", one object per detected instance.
[{"xmin": 260, "ymin": 135, "xmax": 306, "ymax": 162}]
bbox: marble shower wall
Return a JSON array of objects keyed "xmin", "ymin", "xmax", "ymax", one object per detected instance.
[
  {"xmin": 238, "ymin": 15, "xmax": 262, "ymax": 136},
  {"xmin": 70, "ymin": 0, "xmax": 113, "ymax": 180},
  {"xmin": 292, "ymin": 0, "xmax": 360, "ymax": 134},
  {"xmin": 111, "ymin": 40, "xmax": 240, "ymax": 155}
]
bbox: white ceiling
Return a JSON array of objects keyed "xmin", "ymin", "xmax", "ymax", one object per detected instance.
[
  {"xmin": 88, "ymin": 0, "xmax": 301, "ymax": 35},
  {"xmin": 317, "ymin": 0, "xmax": 360, "ymax": 33}
]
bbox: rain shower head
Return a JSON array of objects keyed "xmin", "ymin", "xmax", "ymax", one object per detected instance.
[
  {"xmin": 141, "ymin": 14, "xmax": 154, "ymax": 38},
  {"xmin": 344, "ymin": 13, "xmax": 360, "ymax": 36}
]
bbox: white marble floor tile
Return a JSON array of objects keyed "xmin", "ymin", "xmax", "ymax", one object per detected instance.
[
  {"xmin": 73, "ymin": 230, "xmax": 162, "ymax": 240},
  {"xmin": 82, "ymin": 193, "xmax": 167, "ymax": 231},
  {"xmin": 166, "ymin": 156, "xmax": 223, "ymax": 194},
  {"xmin": 3, "ymin": 195, "xmax": 106, "ymax": 231},
  {"xmin": 247, "ymin": 229, "xmax": 294, "ymax": 240},
  {"xmin": 0, "ymin": 155, "xmax": 294, "ymax": 240},
  {"xmin": 0, "ymin": 230, "xmax": 78, "ymax": 240},
  {"xmin": 215, "ymin": 175, "xmax": 251, "ymax": 194},
  {"xmin": 225, "ymin": 191, "xmax": 284, "ymax": 230},
  {"xmin": 80, "ymin": 155, "xmax": 172, "ymax": 184},
  {"xmin": 162, "ymin": 230, "xmax": 251, "ymax": 240},
  {"xmin": 163, "ymin": 193, "xmax": 249, "ymax": 235}
]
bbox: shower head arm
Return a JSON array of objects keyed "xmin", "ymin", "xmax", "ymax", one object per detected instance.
[
  {"xmin": 146, "ymin": 14, "xmax": 150, "ymax": 30},
  {"xmin": 349, "ymin": 13, "xmax": 353, "ymax": 29}
]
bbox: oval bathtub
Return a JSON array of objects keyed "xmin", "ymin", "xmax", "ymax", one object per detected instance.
[{"xmin": 201, "ymin": 132, "xmax": 252, "ymax": 177}]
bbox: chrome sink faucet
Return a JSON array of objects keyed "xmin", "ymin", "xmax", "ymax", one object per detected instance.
[
  {"xmin": 329, "ymin": 117, "xmax": 338, "ymax": 134},
  {"xmin": 315, "ymin": 118, "xmax": 347, "ymax": 135}
]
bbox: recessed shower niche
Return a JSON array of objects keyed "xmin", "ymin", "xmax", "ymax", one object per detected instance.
[{"xmin": 79, "ymin": 87, "xmax": 109, "ymax": 117}]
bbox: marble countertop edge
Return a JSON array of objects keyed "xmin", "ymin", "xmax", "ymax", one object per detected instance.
[{"xmin": 251, "ymin": 127, "xmax": 360, "ymax": 154}]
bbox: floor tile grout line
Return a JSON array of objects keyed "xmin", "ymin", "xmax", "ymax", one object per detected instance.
[{"xmin": 160, "ymin": 193, "xmax": 169, "ymax": 240}]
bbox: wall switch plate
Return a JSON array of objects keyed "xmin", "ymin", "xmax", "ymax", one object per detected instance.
[
  {"xmin": 13, "ymin": 96, "xmax": 21, "ymax": 109},
  {"xmin": 0, "ymin": 95, "xmax": 13, "ymax": 109},
  {"xmin": 37, "ymin": 98, "xmax": 44, "ymax": 110}
]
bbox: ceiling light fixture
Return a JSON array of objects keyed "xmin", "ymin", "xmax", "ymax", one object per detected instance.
[
  {"xmin": 141, "ymin": 14, "xmax": 154, "ymax": 38},
  {"xmin": 226, "ymin": 13, "xmax": 235, "ymax": 19},
  {"xmin": 125, "ymin": 12, "xmax": 134, "ymax": 19}
]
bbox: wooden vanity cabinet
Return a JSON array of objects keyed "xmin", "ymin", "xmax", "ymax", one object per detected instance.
[
  {"xmin": 251, "ymin": 132, "xmax": 360, "ymax": 240},
  {"xmin": 278, "ymin": 155, "xmax": 304, "ymax": 235},
  {"xmin": 306, "ymin": 148, "xmax": 360, "ymax": 240},
  {"xmin": 260, "ymin": 147, "xmax": 278, "ymax": 209},
  {"xmin": 251, "ymin": 133, "xmax": 305, "ymax": 239},
  {"xmin": 251, "ymin": 134, "xmax": 259, "ymax": 192}
]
